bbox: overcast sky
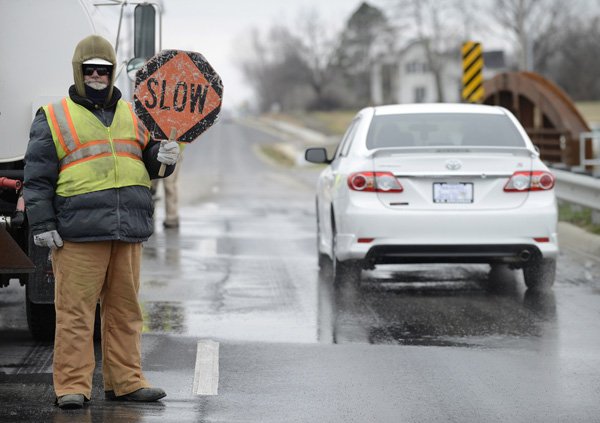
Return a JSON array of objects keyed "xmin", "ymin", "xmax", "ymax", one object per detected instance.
[
  {"xmin": 91, "ymin": 0, "xmax": 516, "ymax": 110},
  {"xmin": 159, "ymin": 0, "xmax": 373, "ymax": 109}
]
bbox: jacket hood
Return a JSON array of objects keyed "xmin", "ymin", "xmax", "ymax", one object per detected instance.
[
  {"xmin": 72, "ymin": 35, "xmax": 117, "ymax": 101},
  {"xmin": 68, "ymin": 85, "xmax": 122, "ymax": 111}
]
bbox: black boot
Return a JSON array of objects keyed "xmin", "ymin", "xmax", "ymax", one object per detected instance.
[
  {"xmin": 105, "ymin": 387, "xmax": 166, "ymax": 402},
  {"xmin": 56, "ymin": 394, "xmax": 85, "ymax": 409}
]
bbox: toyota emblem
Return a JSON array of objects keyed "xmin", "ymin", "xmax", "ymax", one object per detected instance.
[{"xmin": 445, "ymin": 159, "xmax": 462, "ymax": 170}]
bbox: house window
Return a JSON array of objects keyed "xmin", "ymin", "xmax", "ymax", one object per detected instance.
[
  {"xmin": 414, "ymin": 86, "xmax": 426, "ymax": 103},
  {"xmin": 406, "ymin": 62, "xmax": 429, "ymax": 73}
]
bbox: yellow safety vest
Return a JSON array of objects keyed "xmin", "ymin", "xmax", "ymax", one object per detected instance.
[{"xmin": 42, "ymin": 98, "xmax": 151, "ymax": 197}]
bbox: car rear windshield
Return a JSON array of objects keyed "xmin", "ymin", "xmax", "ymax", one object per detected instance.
[{"xmin": 366, "ymin": 113, "xmax": 527, "ymax": 149}]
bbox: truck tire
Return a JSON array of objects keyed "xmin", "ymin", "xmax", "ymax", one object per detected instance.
[
  {"xmin": 523, "ymin": 258, "xmax": 556, "ymax": 291},
  {"xmin": 26, "ymin": 292, "xmax": 102, "ymax": 342},
  {"xmin": 25, "ymin": 232, "xmax": 56, "ymax": 342},
  {"xmin": 26, "ymin": 293, "xmax": 56, "ymax": 342},
  {"xmin": 26, "ymin": 231, "xmax": 101, "ymax": 342}
]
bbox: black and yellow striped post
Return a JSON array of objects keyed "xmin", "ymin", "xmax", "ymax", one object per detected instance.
[{"xmin": 462, "ymin": 41, "xmax": 484, "ymax": 103}]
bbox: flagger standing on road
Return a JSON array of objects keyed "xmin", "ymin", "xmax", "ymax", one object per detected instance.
[{"xmin": 23, "ymin": 35, "xmax": 179, "ymax": 409}]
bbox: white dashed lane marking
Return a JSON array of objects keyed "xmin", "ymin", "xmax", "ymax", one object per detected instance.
[{"xmin": 192, "ymin": 340, "xmax": 219, "ymax": 395}]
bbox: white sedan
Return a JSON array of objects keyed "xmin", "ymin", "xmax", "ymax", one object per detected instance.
[{"xmin": 305, "ymin": 103, "xmax": 558, "ymax": 291}]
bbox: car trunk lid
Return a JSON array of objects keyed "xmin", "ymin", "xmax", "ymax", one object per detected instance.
[{"xmin": 370, "ymin": 147, "xmax": 534, "ymax": 211}]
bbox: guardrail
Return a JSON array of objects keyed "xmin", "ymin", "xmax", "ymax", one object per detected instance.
[{"xmin": 553, "ymin": 169, "xmax": 600, "ymax": 221}]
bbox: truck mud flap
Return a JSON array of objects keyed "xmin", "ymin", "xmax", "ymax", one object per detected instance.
[{"xmin": 0, "ymin": 226, "xmax": 34, "ymax": 273}]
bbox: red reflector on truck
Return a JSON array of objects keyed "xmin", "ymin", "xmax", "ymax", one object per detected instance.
[
  {"xmin": 358, "ymin": 238, "xmax": 374, "ymax": 243},
  {"xmin": 533, "ymin": 237, "xmax": 550, "ymax": 243}
]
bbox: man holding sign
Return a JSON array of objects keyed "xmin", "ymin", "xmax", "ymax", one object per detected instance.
[{"xmin": 24, "ymin": 35, "xmax": 178, "ymax": 409}]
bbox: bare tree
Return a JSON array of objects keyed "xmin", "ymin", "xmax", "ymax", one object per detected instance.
[
  {"xmin": 491, "ymin": 0, "xmax": 579, "ymax": 72},
  {"xmin": 293, "ymin": 9, "xmax": 339, "ymax": 107},
  {"xmin": 335, "ymin": 2, "xmax": 393, "ymax": 106},
  {"xmin": 544, "ymin": 15, "xmax": 600, "ymax": 100},
  {"xmin": 240, "ymin": 8, "xmax": 349, "ymax": 111},
  {"xmin": 391, "ymin": 0, "xmax": 464, "ymax": 102},
  {"xmin": 239, "ymin": 27, "xmax": 313, "ymax": 111}
]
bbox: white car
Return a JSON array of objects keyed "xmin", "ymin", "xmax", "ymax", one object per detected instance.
[{"xmin": 305, "ymin": 103, "xmax": 558, "ymax": 291}]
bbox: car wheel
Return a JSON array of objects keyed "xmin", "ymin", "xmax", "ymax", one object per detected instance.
[
  {"xmin": 316, "ymin": 200, "xmax": 330, "ymax": 269},
  {"xmin": 523, "ymin": 258, "xmax": 556, "ymax": 291},
  {"xmin": 332, "ymin": 229, "xmax": 361, "ymax": 287}
]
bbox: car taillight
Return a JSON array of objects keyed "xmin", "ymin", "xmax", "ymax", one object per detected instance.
[
  {"xmin": 347, "ymin": 172, "xmax": 403, "ymax": 193},
  {"xmin": 504, "ymin": 171, "xmax": 555, "ymax": 192}
]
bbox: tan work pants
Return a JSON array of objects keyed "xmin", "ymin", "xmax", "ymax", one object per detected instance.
[{"xmin": 52, "ymin": 240, "xmax": 150, "ymax": 399}]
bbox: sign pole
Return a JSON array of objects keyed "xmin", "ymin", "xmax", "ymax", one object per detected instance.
[{"xmin": 158, "ymin": 127, "xmax": 178, "ymax": 177}]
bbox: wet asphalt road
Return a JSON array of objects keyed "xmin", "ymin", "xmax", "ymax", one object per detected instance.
[{"xmin": 1, "ymin": 119, "xmax": 600, "ymax": 422}]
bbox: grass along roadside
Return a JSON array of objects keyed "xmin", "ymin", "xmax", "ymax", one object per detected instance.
[
  {"xmin": 258, "ymin": 143, "xmax": 296, "ymax": 167},
  {"xmin": 265, "ymin": 110, "xmax": 356, "ymax": 136},
  {"xmin": 559, "ymin": 202, "xmax": 600, "ymax": 235}
]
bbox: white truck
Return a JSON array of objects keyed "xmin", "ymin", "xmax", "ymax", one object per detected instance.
[{"xmin": 0, "ymin": 0, "xmax": 159, "ymax": 341}]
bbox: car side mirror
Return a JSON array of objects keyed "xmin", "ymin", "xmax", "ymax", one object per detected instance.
[{"xmin": 305, "ymin": 148, "xmax": 330, "ymax": 164}]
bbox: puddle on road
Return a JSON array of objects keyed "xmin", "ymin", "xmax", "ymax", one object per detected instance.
[{"xmin": 142, "ymin": 302, "xmax": 186, "ymax": 334}]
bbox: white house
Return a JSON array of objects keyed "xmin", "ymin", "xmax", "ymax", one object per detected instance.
[{"xmin": 370, "ymin": 39, "xmax": 507, "ymax": 105}]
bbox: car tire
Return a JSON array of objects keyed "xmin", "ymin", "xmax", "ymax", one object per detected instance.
[
  {"xmin": 332, "ymin": 229, "xmax": 361, "ymax": 287},
  {"xmin": 318, "ymin": 250, "xmax": 330, "ymax": 269},
  {"xmin": 523, "ymin": 258, "xmax": 556, "ymax": 291},
  {"xmin": 316, "ymin": 200, "xmax": 330, "ymax": 269},
  {"xmin": 334, "ymin": 259, "xmax": 361, "ymax": 287}
]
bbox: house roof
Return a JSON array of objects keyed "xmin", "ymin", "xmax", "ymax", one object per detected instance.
[{"xmin": 482, "ymin": 51, "xmax": 506, "ymax": 69}]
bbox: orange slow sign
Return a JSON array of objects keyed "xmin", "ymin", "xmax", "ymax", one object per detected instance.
[{"xmin": 134, "ymin": 50, "xmax": 223, "ymax": 142}]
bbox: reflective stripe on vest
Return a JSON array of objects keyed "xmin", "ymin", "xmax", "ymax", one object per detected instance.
[{"xmin": 43, "ymin": 98, "xmax": 151, "ymax": 197}]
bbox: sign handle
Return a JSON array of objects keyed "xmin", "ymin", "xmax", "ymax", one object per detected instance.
[{"xmin": 158, "ymin": 127, "xmax": 178, "ymax": 177}]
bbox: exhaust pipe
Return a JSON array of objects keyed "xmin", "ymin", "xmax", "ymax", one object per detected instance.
[{"xmin": 519, "ymin": 249, "xmax": 532, "ymax": 262}]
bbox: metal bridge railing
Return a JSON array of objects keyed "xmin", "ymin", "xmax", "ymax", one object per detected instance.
[
  {"xmin": 578, "ymin": 132, "xmax": 600, "ymax": 171},
  {"xmin": 553, "ymin": 169, "xmax": 600, "ymax": 223}
]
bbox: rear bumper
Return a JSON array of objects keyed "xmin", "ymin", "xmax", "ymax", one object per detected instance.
[
  {"xmin": 334, "ymin": 197, "xmax": 559, "ymax": 263},
  {"xmin": 363, "ymin": 243, "xmax": 543, "ymax": 268}
]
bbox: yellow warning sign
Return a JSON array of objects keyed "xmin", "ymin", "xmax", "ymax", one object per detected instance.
[{"xmin": 462, "ymin": 41, "xmax": 484, "ymax": 103}]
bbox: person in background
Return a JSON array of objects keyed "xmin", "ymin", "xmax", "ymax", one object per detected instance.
[
  {"xmin": 151, "ymin": 156, "xmax": 181, "ymax": 229},
  {"xmin": 24, "ymin": 35, "xmax": 179, "ymax": 409}
]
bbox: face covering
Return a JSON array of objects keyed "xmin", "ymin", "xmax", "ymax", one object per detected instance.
[
  {"xmin": 85, "ymin": 80, "xmax": 108, "ymax": 90},
  {"xmin": 84, "ymin": 84, "xmax": 110, "ymax": 105}
]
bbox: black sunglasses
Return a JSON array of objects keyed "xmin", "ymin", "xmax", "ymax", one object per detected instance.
[{"xmin": 82, "ymin": 65, "xmax": 111, "ymax": 76}]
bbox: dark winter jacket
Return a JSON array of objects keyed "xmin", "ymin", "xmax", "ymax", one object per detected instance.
[{"xmin": 24, "ymin": 85, "xmax": 175, "ymax": 242}]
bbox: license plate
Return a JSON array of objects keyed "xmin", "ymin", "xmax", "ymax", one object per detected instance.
[{"xmin": 433, "ymin": 183, "xmax": 473, "ymax": 203}]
